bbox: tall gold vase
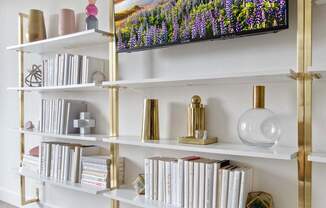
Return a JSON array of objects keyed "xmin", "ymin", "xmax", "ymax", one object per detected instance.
[
  {"xmin": 27, "ymin": 9, "xmax": 46, "ymax": 42},
  {"xmin": 141, "ymin": 99, "xmax": 159, "ymax": 141}
]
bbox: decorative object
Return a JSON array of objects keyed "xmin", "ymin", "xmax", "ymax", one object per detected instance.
[
  {"xmin": 246, "ymin": 192, "xmax": 274, "ymax": 208},
  {"xmin": 25, "ymin": 64, "xmax": 42, "ymax": 87},
  {"xmin": 91, "ymin": 71, "xmax": 106, "ymax": 83},
  {"xmin": 114, "ymin": 0, "xmax": 288, "ymax": 52},
  {"xmin": 238, "ymin": 86, "xmax": 281, "ymax": 148},
  {"xmin": 27, "ymin": 9, "xmax": 46, "ymax": 42},
  {"xmin": 76, "ymin": 13, "xmax": 87, "ymax": 32},
  {"xmin": 178, "ymin": 95, "xmax": 217, "ymax": 145},
  {"xmin": 24, "ymin": 121, "xmax": 34, "ymax": 130},
  {"xmin": 29, "ymin": 146, "xmax": 39, "ymax": 157},
  {"xmin": 48, "ymin": 14, "xmax": 59, "ymax": 38},
  {"xmin": 132, "ymin": 174, "xmax": 145, "ymax": 195},
  {"xmin": 141, "ymin": 99, "xmax": 159, "ymax": 141},
  {"xmin": 59, "ymin": 9, "xmax": 76, "ymax": 36},
  {"xmin": 86, "ymin": 0, "xmax": 98, "ymax": 30},
  {"xmin": 73, "ymin": 112, "xmax": 95, "ymax": 135}
]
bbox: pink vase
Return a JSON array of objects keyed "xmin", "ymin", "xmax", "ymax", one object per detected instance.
[{"xmin": 58, "ymin": 9, "xmax": 76, "ymax": 36}]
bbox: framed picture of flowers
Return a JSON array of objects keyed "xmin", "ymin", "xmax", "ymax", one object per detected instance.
[{"xmin": 115, "ymin": 0, "xmax": 288, "ymax": 52}]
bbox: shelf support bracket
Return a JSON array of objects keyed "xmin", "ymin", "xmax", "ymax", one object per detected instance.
[{"xmin": 18, "ymin": 13, "xmax": 40, "ymax": 206}]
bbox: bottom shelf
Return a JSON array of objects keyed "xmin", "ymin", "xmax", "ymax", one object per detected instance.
[
  {"xmin": 103, "ymin": 188, "xmax": 170, "ymax": 208},
  {"xmin": 20, "ymin": 168, "xmax": 170, "ymax": 208},
  {"xmin": 19, "ymin": 168, "xmax": 108, "ymax": 195}
]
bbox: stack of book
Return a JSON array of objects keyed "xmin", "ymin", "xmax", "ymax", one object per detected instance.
[
  {"xmin": 21, "ymin": 154, "xmax": 39, "ymax": 174},
  {"xmin": 144, "ymin": 156, "xmax": 253, "ymax": 208},
  {"xmin": 39, "ymin": 98, "xmax": 87, "ymax": 134},
  {"xmin": 39, "ymin": 142, "xmax": 101, "ymax": 183},
  {"xmin": 42, "ymin": 54, "xmax": 109, "ymax": 86},
  {"xmin": 81, "ymin": 156, "xmax": 125, "ymax": 189}
]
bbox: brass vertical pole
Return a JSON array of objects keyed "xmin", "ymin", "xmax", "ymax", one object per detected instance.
[
  {"xmin": 18, "ymin": 13, "xmax": 39, "ymax": 206},
  {"xmin": 304, "ymin": 0, "xmax": 312, "ymax": 207},
  {"xmin": 108, "ymin": 0, "xmax": 120, "ymax": 207},
  {"xmin": 297, "ymin": 0, "xmax": 306, "ymax": 207}
]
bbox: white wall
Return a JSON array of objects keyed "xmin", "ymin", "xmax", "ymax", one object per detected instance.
[{"xmin": 1, "ymin": 0, "xmax": 326, "ymax": 207}]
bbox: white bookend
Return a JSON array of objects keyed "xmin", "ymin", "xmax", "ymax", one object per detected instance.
[
  {"xmin": 144, "ymin": 159, "xmax": 150, "ymax": 199},
  {"xmin": 205, "ymin": 163, "xmax": 214, "ymax": 208},
  {"xmin": 199, "ymin": 162, "xmax": 206, "ymax": 208},
  {"xmin": 158, "ymin": 160, "xmax": 165, "ymax": 202},
  {"xmin": 165, "ymin": 161, "xmax": 172, "ymax": 204},
  {"xmin": 177, "ymin": 159, "xmax": 184, "ymax": 207}
]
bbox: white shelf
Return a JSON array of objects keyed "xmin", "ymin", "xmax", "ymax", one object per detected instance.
[
  {"xmin": 308, "ymin": 152, "xmax": 326, "ymax": 163},
  {"xmin": 103, "ymin": 69, "xmax": 293, "ymax": 89},
  {"xmin": 103, "ymin": 187, "xmax": 169, "ymax": 208},
  {"xmin": 17, "ymin": 129, "xmax": 107, "ymax": 142},
  {"xmin": 7, "ymin": 83, "xmax": 102, "ymax": 93},
  {"xmin": 19, "ymin": 168, "xmax": 108, "ymax": 195},
  {"xmin": 6, "ymin": 29, "xmax": 111, "ymax": 59},
  {"xmin": 103, "ymin": 136, "xmax": 297, "ymax": 160}
]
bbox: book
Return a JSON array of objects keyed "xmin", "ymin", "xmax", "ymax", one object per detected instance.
[{"xmin": 144, "ymin": 159, "xmax": 150, "ymax": 199}]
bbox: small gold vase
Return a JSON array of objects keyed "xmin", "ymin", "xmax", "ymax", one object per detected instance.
[
  {"xmin": 27, "ymin": 9, "xmax": 47, "ymax": 42},
  {"xmin": 141, "ymin": 99, "xmax": 159, "ymax": 141}
]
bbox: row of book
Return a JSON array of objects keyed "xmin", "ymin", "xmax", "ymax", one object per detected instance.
[
  {"xmin": 144, "ymin": 156, "xmax": 253, "ymax": 208},
  {"xmin": 81, "ymin": 155, "xmax": 125, "ymax": 189},
  {"xmin": 40, "ymin": 142, "xmax": 102, "ymax": 183},
  {"xmin": 21, "ymin": 154, "xmax": 39, "ymax": 174},
  {"xmin": 42, "ymin": 54, "xmax": 109, "ymax": 87},
  {"xmin": 39, "ymin": 98, "xmax": 87, "ymax": 134}
]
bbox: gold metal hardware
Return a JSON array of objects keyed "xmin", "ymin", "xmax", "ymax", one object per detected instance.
[
  {"xmin": 141, "ymin": 99, "xmax": 160, "ymax": 141},
  {"xmin": 289, "ymin": 70, "xmax": 321, "ymax": 81},
  {"xmin": 108, "ymin": 0, "xmax": 119, "ymax": 207},
  {"xmin": 178, "ymin": 136, "xmax": 218, "ymax": 145},
  {"xmin": 18, "ymin": 12, "xmax": 39, "ymax": 206},
  {"xmin": 253, "ymin": 86, "xmax": 265, "ymax": 109},
  {"xmin": 187, "ymin": 95, "xmax": 206, "ymax": 137}
]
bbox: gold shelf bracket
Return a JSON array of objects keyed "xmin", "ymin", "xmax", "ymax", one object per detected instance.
[{"xmin": 289, "ymin": 70, "xmax": 321, "ymax": 81}]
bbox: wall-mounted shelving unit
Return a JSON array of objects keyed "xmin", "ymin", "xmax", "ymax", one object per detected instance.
[{"xmin": 6, "ymin": 0, "xmax": 317, "ymax": 207}]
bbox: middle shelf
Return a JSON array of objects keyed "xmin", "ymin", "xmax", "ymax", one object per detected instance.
[{"xmin": 16, "ymin": 129, "xmax": 297, "ymax": 161}]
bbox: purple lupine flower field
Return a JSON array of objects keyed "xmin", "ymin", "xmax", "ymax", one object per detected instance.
[{"xmin": 115, "ymin": 0, "xmax": 288, "ymax": 51}]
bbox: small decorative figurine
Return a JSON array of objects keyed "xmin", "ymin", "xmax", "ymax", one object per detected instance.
[
  {"xmin": 73, "ymin": 112, "xmax": 95, "ymax": 135},
  {"xmin": 178, "ymin": 95, "xmax": 217, "ymax": 145},
  {"xmin": 132, "ymin": 174, "xmax": 145, "ymax": 195},
  {"xmin": 24, "ymin": 121, "xmax": 34, "ymax": 130},
  {"xmin": 25, "ymin": 64, "xmax": 42, "ymax": 87},
  {"xmin": 86, "ymin": 0, "xmax": 98, "ymax": 30},
  {"xmin": 246, "ymin": 192, "xmax": 274, "ymax": 208}
]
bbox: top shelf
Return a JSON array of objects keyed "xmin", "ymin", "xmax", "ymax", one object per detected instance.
[{"xmin": 6, "ymin": 29, "xmax": 112, "ymax": 59}]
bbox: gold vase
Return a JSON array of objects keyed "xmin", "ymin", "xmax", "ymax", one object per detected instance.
[
  {"xmin": 27, "ymin": 9, "xmax": 46, "ymax": 42},
  {"xmin": 141, "ymin": 99, "xmax": 159, "ymax": 141}
]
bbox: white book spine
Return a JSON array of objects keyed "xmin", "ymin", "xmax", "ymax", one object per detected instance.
[
  {"xmin": 177, "ymin": 159, "xmax": 184, "ymax": 207},
  {"xmin": 231, "ymin": 169, "xmax": 241, "ymax": 208},
  {"xmin": 149, "ymin": 159, "xmax": 154, "ymax": 200},
  {"xmin": 171, "ymin": 161, "xmax": 177, "ymax": 206},
  {"xmin": 158, "ymin": 160, "xmax": 165, "ymax": 202},
  {"xmin": 198, "ymin": 162, "xmax": 206, "ymax": 208},
  {"xmin": 227, "ymin": 170, "xmax": 235, "ymax": 208},
  {"xmin": 193, "ymin": 162, "xmax": 200, "ymax": 208},
  {"xmin": 184, "ymin": 160, "xmax": 189, "ymax": 208},
  {"xmin": 153, "ymin": 159, "xmax": 158, "ymax": 200},
  {"xmin": 221, "ymin": 169, "xmax": 229, "ymax": 208},
  {"xmin": 212, "ymin": 163, "xmax": 219, "ymax": 208},
  {"xmin": 189, "ymin": 161, "xmax": 194, "ymax": 208},
  {"xmin": 165, "ymin": 161, "xmax": 172, "ymax": 205},
  {"xmin": 144, "ymin": 159, "xmax": 150, "ymax": 199},
  {"xmin": 205, "ymin": 163, "xmax": 214, "ymax": 208}
]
